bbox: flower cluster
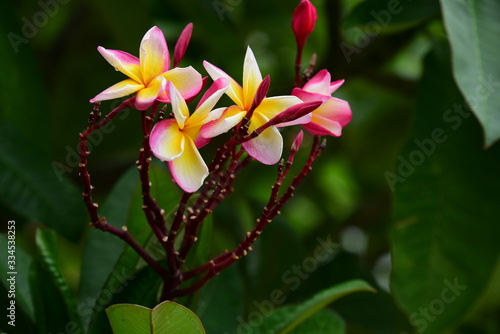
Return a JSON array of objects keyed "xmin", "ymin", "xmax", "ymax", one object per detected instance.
[
  {"xmin": 82, "ymin": 0, "xmax": 353, "ymax": 301},
  {"xmin": 90, "ymin": 18, "xmax": 351, "ymax": 193}
]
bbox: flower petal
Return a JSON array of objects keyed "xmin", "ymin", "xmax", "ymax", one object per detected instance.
[
  {"xmin": 135, "ymin": 76, "xmax": 166, "ymax": 110},
  {"xmin": 193, "ymin": 135, "xmax": 211, "ymax": 149},
  {"xmin": 302, "ymin": 69, "xmax": 331, "ymax": 95},
  {"xmin": 243, "ymin": 112, "xmax": 283, "ymax": 165},
  {"xmin": 90, "ymin": 78, "xmax": 144, "ymax": 103},
  {"xmin": 329, "ymin": 79, "xmax": 344, "ymax": 94},
  {"xmin": 303, "ymin": 117, "xmax": 343, "ymax": 136},
  {"xmin": 315, "ymin": 97, "xmax": 352, "ymax": 127},
  {"xmin": 200, "ymin": 105, "xmax": 246, "ymax": 138},
  {"xmin": 254, "ymin": 95, "xmax": 303, "ymax": 120},
  {"xmin": 203, "ymin": 60, "xmax": 244, "ymax": 108},
  {"xmin": 188, "ymin": 78, "xmax": 229, "ymax": 126},
  {"xmin": 150, "ymin": 119, "xmax": 185, "ymax": 161},
  {"xmin": 159, "ymin": 66, "xmax": 203, "ymax": 102},
  {"xmin": 168, "ymin": 136, "xmax": 209, "ymax": 193},
  {"xmin": 292, "ymin": 87, "xmax": 330, "ymax": 103},
  {"xmin": 303, "ymin": 97, "xmax": 352, "ymax": 136},
  {"xmin": 97, "ymin": 47, "xmax": 142, "ymax": 83},
  {"xmin": 168, "ymin": 81, "xmax": 189, "ymax": 129},
  {"xmin": 173, "ymin": 23, "xmax": 193, "ymax": 67},
  {"xmin": 140, "ymin": 26, "xmax": 170, "ymax": 85},
  {"xmin": 242, "ymin": 47, "xmax": 263, "ymax": 110},
  {"xmin": 196, "ymin": 78, "xmax": 229, "ymax": 111}
]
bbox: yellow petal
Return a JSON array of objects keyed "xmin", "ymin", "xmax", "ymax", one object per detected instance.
[
  {"xmin": 243, "ymin": 112, "xmax": 283, "ymax": 165},
  {"xmin": 253, "ymin": 95, "xmax": 302, "ymax": 120},
  {"xmin": 149, "ymin": 119, "xmax": 185, "ymax": 161},
  {"xmin": 168, "ymin": 136, "xmax": 209, "ymax": 193},
  {"xmin": 200, "ymin": 105, "xmax": 246, "ymax": 138},
  {"xmin": 135, "ymin": 76, "xmax": 166, "ymax": 110},
  {"xmin": 159, "ymin": 66, "xmax": 203, "ymax": 102},
  {"xmin": 242, "ymin": 46, "xmax": 263, "ymax": 110},
  {"xmin": 140, "ymin": 26, "xmax": 170, "ymax": 85},
  {"xmin": 168, "ymin": 82, "xmax": 190, "ymax": 129}
]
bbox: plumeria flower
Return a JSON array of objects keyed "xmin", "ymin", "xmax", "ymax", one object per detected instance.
[
  {"xmin": 149, "ymin": 79, "xmax": 229, "ymax": 193},
  {"xmin": 90, "ymin": 26, "xmax": 202, "ymax": 111},
  {"xmin": 202, "ymin": 47, "xmax": 307, "ymax": 165},
  {"xmin": 292, "ymin": 69, "xmax": 352, "ymax": 136}
]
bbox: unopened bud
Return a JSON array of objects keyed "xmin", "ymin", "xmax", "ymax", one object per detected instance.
[
  {"xmin": 288, "ymin": 130, "xmax": 304, "ymax": 164},
  {"xmin": 292, "ymin": 0, "xmax": 317, "ymax": 50},
  {"xmin": 173, "ymin": 23, "xmax": 193, "ymax": 68}
]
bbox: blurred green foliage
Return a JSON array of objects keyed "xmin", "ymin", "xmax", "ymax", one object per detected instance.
[{"xmin": 1, "ymin": 0, "xmax": 499, "ymax": 333}]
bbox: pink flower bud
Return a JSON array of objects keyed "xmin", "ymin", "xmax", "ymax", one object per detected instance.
[
  {"xmin": 251, "ymin": 75, "xmax": 271, "ymax": 111},
  {"xmin": 288, "ymin": 130, "xmax": 304, "ymax": 164},
  {"xmin": 173, "ymin": 23, "xmax": 193, "ymax": 68},
  {"xmin": 292, "ymin": 0, "xmax": 317, "ymax": 49},
  {"xmin": 257, "ymin": 101, "xmax": 322, "ymax": 134}
]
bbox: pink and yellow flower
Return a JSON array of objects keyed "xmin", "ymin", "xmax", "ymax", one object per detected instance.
[
  {"xmin": 292, "ymin": 69, "xmax": 352, "ymax": 136},
  {"xmin": 202, "ymin": 47, "xmax": 307, "ymax": 165},
  {"xmin": 149, "ymin": 79, "xmax": 229, "ymax": 193},
  {"xmin": 90, "ymin": 26, "xmax": 202, "ymax": 111}
]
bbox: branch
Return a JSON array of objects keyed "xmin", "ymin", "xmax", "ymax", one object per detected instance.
[
  {"xmin": 79, "ymin": 98, "xmax": 167, "ymax": 277},
  {"xmin": 176, "ymin": 136, "xmax": 326, "ymax": 294}
]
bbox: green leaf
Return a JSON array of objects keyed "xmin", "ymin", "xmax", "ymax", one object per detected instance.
[
  {"xmin": 106, "ymin": 304, "xmax": 151, "ymax": 334},
  {"xmin": 152, "ymin": 301, "xmax": 206, "ymax": 333},
  {"xmin": 344, "ymin": 0, "xmax": 440, "ymax": 29},
  {"xmin": 0, "ymin": 1, "xmax": 50, "ymax": 143},
  {"xmin": 0, "ymin": 125, "xmax": 86, "ymax": 241},
  {"xmin": 250, "ymin": 279, "xmax": 375, "ymax": 334},
  {"xmin": 0, "ymin": 234, "xmax": 34, "ymax": 321},
  {"xmin": 0, "ymin": 234, "xmax": 35, "ymax": 333},
  {"xmin": 29, "ymin": 229, "xmax": 83, "ymax": 333},
  {"xmin": 106, "ymin": 301, "xmax": 206, "ymax": 334},
  {"xmin": 87, "ymin": 164, "xmax": 180, "ymax": 333},
  {"xmin": 440, "ymin": 0, "xmax": 500, "ymax": 146},
  {"xmin": 291, "ymin": 309, "xmax": 345, "ymax": 334},
  {"xmin": 196, "ymin": 265, "xmax": 245, "ymax": 333},
  {"xmin": 390, "ymin": 45, "xmax": 500, "ymax": 333}
]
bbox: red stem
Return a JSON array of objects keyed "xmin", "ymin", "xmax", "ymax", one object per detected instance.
[
  {"xmin": 175, "ymin": 137, "xmax": 326, "ymax": 296},
  {"xmin": 79, "ymin": 99, "xmax": 167, "ymax": 277},
  {"xmin": 294, "ymin": 44, "xmax": 303, "ymax": 87}
]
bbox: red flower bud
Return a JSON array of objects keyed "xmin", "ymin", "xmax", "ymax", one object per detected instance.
[
  {"xmin": 288, "ymin": 130, "xmax": 304, "ymax": 164},
  {"xmin": 292, "ymin": 0, "xmax": 317, "ymax": 50},
  {"xmin": 173, "ymin": 23, "xmax": 193, "ymax": 68}
]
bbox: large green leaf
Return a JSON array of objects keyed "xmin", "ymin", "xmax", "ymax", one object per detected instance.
[
  {"xmin": 106, "ymin": 301, "xmax": 206, "ymax": 334},
  {"xmin": 195, "ymin": 265, "xmax": 244, "ymax": 333},
  {"xmin": 0, "ymin": 125, "xmax": 86, "ymax": 241},
  {"xmin": 0, "ymin": 2, "xmax": 86, "ymax": 241},
  {"xmin": 0, "ymin": 234, "xmax": 35, "ymax": 333},
  {"xmin": 87, "ymin": 164, "xmax": 180, "ymax": 333},
  {"xmin": 0, "ymin": 234, "xmax": 33, "ymax": 320},
  {"xmin": 440, "ymin": 0, "xmax": 500, "ymax": 146},
  {"xmin": 106, "ymin": 304, "xmax": 152, "ymax": 334},
  {"xmin": 29, "ymin": 229, "xmax": 83, "ymax": 333},
  {"xmin": 289, "ymin": 309, "xmax": 345, "ymax": 334},
  {"xmin": 151, "ymin": 301, "xmax": 206, "ymax": 333},
  {"xmin": 248, "ymin": 279, "xmax": 375, "ymax": 334},
  {"xmin": 0, "ymin": 1, "xmax": 50, "ymax": 143},
  {"xmin": 390, "ymin": 45, "xmax": 500, "ymax": 333}
]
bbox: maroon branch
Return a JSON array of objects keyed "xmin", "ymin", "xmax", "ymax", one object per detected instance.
[
  {"xmin": 79, "ymin": 98, "xmax": 167, "ymax": 277},
  {"xmin": 175, "ymin": 136, "xmax": 326, "ymax": 297}
]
